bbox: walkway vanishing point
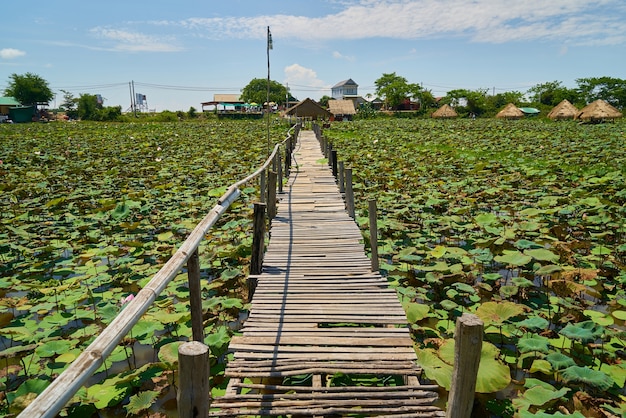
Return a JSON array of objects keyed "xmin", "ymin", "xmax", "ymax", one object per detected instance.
[{"xmin": 210, "ymin": 130, "xmax": 445, "ymax": 417}]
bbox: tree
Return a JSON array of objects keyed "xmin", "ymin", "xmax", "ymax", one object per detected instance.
[
  {"xmin": 4, "ymin": 72, "xmax": 54, "ymax": 106},
  {"xmin": 77, "ymin": 94, "xmax": 101, "ymax": 120},
  {"xmin": 527, "ymin": 81, "xmax": 580, "ymax": 106},
  {"xmin": 443, "ymin": 88, "xmax": 489, "ymax": 116},
  {"xmin": 59, "ymin": 89, "xmax": 78, "ymax": 119},
  {"xmin": 374, "ymin": 72, "xmax": 422, "ymax": 110},
  {"xmin": 576, "ymin": 76, "xmax": 626, "ymax": 109},
  {"xmin": 240, "ymin": 78, "xmax": 288, "ymax": 106},
  {"xmin": 318, "ymin": 95, "xmax": 332, "ymax": 107}
]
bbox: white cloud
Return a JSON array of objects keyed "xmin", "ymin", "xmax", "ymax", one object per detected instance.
[
  {"xmin": 165, "ymin": 0, "xmax": 626, "ymax": 46},
  {"xmin": 0, "ymin": 48, "xmax": 26, "ymax": 59},
  {"xmin": 333, "ymin": 51, "xmax": 355, "ymax": 61},
  {"xmin": 283, "ymin": 64, "xmax": 330, "ymax": 99},
  {"xmin": 90, "ymin": 27, "xmax": 182, "ymax": 52}
]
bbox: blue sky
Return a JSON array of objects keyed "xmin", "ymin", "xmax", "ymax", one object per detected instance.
[{"xmin": 2, "ymin": 0, "xmax": 625, "ymax": 111}]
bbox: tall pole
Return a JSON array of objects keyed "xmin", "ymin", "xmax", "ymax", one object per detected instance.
[{"xmin": 266, "ymin": 26, "xmax": 272, "ymax": 157}]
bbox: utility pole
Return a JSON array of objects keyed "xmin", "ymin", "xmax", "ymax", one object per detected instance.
[{"xmin": 266, "ymin": 26, "xmax": 272, "ymax": 157}]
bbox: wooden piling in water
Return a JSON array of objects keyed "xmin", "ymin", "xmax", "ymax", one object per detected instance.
[{"xmin": 177, "ymin": 341, "xmax": 210, "ymax": 418}]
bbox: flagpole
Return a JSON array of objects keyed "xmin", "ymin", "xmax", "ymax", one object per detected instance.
[{"xmin": 266, "ymin": 26, "xmax": 272, "ymax": 157}]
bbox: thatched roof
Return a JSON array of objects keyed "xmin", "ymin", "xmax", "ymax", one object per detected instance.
[
  {"xmin": 431, "ymin": 104, "xmax": 458, "ymax": 118},
  {"xmin": 496, "ymin": 103, "xmax": 524, "ymax": 119},
  {"xmin": 285, "ymin": 98, "xmax": 331, "ymax": 120},
  {"xmin": 575, "ymin": 99, "xmax": 622, "ymax": 121},
  {"xmin": 547, "ymin": 99, "xmax": 578, "ymax": 120},
  {"xmin": 328, "ymin": 99, "xmax": 356, "ymax": 116}
]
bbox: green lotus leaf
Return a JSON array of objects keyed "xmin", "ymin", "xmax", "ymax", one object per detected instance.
[
  {"xmin": 516, "ymin": 316, "xmax": 549, "ymax": 332},
  {"xmin": 545, "ymin": 352, "xmax": 576, "ymax": 370},
  {"xmin": 481, "ymin": 272, "xmax": 502, "ymax": 282},
  {"xmin": 438, "ymin": 339, "xmax": 511, "ymax": 393},
  {"xmin": 35, "ymin": 339, "xmax": 74, "ymax": 358},
  {"xmin": 590, "ymin": 245, "xmax": 611, "ymax": 256},
  {"xmin": 517, "ymin": 334, "xmax": 550, "ymax": 354},
  {"xmin": 535, "ymin": 264, "xmax": 563, "ymax": 275},
  {"xmin": 603, "ymin": 363, "xmax": 626, "ymax": 388},
  {"xmin": 560, "ymin": 365, "xmax": 614, "ymax": 391},
  {"xmin": 415, "ymin": 348, "xmax": 452, "ymax": 390},
  {"xmin": 404, "ymin": 302, "xmax": 430, "ymax": 323},
  {"xmin": 131, "ymin": 319, "xmax": 165, "ymax": 339},
  {"xmin": 514, "ymin": 239, "xmax": 543, "ymax": 250},
  {"xmin": 612, "ymin": 310, "xmax": 626, "ymax": 321},
  {"xmin": 524, "ymin": 248, "xmax": 559, "ymax": 263},
  {"xmin": 85, "ymin": 379, "xmax": 130, "ymax": 409},
  {"xmin": 499, "ymin": 285, "xmax": 519, "ymax": 298},
  {"xmin": 475, "ymin": 213, "xmax": 499, "ymax": 226},
  {"xmin": 205, "ymin": 325, "xmax": 231, "ymax": 354},
  {"xmin": 124, "ymin": 390, "xmax": 160, "ymax": 416},
  {"xmin": 583, "ymin": 309, "xmax": 614, "ymax": 326},
  {"xmin": 528, "ymin": 359, "xmax": 552, "ymax": 374},
  {"xmin": 512, "ymin": 277, "xmax": 535, "ymax": 288},
  {"xmin": 158, "ymin": 341, "xmax": 182, "ymax": 364},
  {"xmin": 559, "ymin": 320, "xmax": 604, "ymax": 343},
  {"xmin": 440, "ymin": 299, "xmax": 458, "ymax": 311},
  {"xmin": 476, "ymin": 301, "xmax": 525, "ymax": 327},
  {"xmin": 494, "ymin": 250, "xmax": 532, "ymax": 267}
]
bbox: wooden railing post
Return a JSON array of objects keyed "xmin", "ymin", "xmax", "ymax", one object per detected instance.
[
  {"xmin": 345, "ymin": 167, "xmax": 355, "ymax": 219},
  {"xmin": 285, "ymin": 140, "xmax": 291, "ymax": 176},
  {"xmin": 186, "ymin": 249, "xmax": 204, "ymax": 342},
  {"xmin": 338, "ymin": 161, "xmax": 345, "ymax": 193},
  {"xmin": 368, "ymin": 199, "xmax": 379, "ymax": 272},
  {"xmin": 250, "ymin": 202, "xmax": 266, "ymax": 298},
  {"xmin": 260, "ymin": 170, "xmax": 266, "ymax": 204},
  {"xmin": 331, "ymin": 150, "xmax": 338, "ymax": 178},
  {"xmin": 177, "ymin": 341, "xmax": 210, "ymax": 418},
  {"xmin": 268, "ymin": 170, "xmax": 277, "ymax": 220},
  {"xmin": 446, "ymin": 313, "xmax": 483, "ymax": 418},
  {"xmin": 277, "ymin": 150, "xmax": 283, "ymax": 193}
]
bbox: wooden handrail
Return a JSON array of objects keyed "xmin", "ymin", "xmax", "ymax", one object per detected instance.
[{"xmin": 17, "ymin": 123, "xmax": 300, "ymax": 418}]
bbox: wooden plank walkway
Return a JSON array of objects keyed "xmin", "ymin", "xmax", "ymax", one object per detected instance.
[{"xmin": 210, "ymin": 130, "xmax": 444, "ymax": 417}]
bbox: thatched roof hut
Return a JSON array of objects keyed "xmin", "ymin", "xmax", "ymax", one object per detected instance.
[
  {"xmin": 547, "ymin": 99, "xmax": 578, "ymax": 120},
  {"xmin": 575, "ymin": 99, "xmax": 622, "ymax": 122},
  {"xmin": 496, "ymin": 103, "xmax": 524, "ymax": 120},
  {"xmin": 285, "ymin": 98, "xmax": 331, "ymax": 120},
  {"xmin": 431, "ymin": 104, "xmax": 458, "ymax": 119},
  {"xmin": 328, "ymin": 99, "xmax": 356, "ymax": 121}
]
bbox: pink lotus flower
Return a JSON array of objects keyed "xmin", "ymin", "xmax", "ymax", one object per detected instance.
[{"xmin": 120, "ymin": 294, "xmax": 135, "ymax": 306}]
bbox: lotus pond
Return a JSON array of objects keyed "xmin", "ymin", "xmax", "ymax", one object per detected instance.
[
  {"xmin": 0, "ymin": 120, "xmax": 287, "ymax": 417},
  {"xmin": 1, "ymin": 118, "xmax": 625, "ymax": 417},
  {"xmin": 324, "ymin": 118, "xmax": 626, "ymax": 417}
]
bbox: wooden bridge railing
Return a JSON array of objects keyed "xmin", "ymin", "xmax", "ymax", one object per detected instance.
[{"xmin": 17, "ymin": 122, "xmax": 301, "ymax": 418}]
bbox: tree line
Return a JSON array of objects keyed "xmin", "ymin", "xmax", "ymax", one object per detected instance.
[{"xmin": 4, "ymin": 72, "xmax": 625, "ymax": 121}]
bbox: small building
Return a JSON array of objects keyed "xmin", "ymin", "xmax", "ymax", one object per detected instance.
[
  {"xmin": 0, "ymin": 96, "xmax": 21, "ymax": 117},
  {"xmin": 495, "ymin": 103, "xmax": 524, "ymax": 120},
  {"xmin": 285, "ymin": 98, "xmax": 331, "ymax": 120},
  {"xmin": 331, "ymin": 79, "xmax": 358, "ymax": 100},
  {"xmin": 201, "ymin": 94, "xmax": 245, "ymax": 112},
  {"xmin": 575, "ymin": 99, "xmax": 622, "ymax": 123},
  {"xmin": 547, "ymin": 99, "xmax": 578, "ymax": 120},
  {"xmin": 431, "ymin": 104, "xmax": 458, "ymax": 119},
  {"xmin": 328, "ymin": 99, "xmax": 356, "ymax": 121}
]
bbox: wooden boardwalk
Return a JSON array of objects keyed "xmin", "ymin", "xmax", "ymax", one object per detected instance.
[{"xmin": 210, "ymin": 130, "xmax": 444, "ymax": 417}]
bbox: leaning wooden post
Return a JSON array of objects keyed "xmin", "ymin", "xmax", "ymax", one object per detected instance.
[
  {"xmin": 186, "ymin": 249, "xmax": 204, "ymax": 342},
  {"xmin": 249, "ymin": 202, "xmax": 266, "ymax": 300},
  {"xmin": 345, "ymin": 167, "xmax": 355, "ymax": 219},
  {"xmin": 331, "ymin": 150, "xmax": 338, "ymax": 178},
  {"xmin": 368, "ymin": 199, "xmax": 379, "ymax": 272},
  {"xmin": 447, "ymin": 313, "xmax": 483, "ymax": 418},
  {"xmin": 338, "ymin": 161, "xmax": 345, "ymax": 193},
  {"xmin": 177, "ymin": 341, "xmax": 210, "ymax": 418},
  {"xmin": 267, "ymin": 170, "xmax": 277, "ymax": 220}
]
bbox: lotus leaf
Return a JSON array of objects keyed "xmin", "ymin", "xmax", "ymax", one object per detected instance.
[
  {"xmin": 559, "ymin": 320, "xmax": 604, "ymax": 344},
  {"xmin": 404, "ymin": 302, "xmax": 430, "ymax": 323},
  {"xmin": 35, "ymin": 339, "xmax": 74, "ymax": 358},
  {"xmin": 125, "ymin": 390, "xmax": 160, "ymax": 415},
  {"xmin": 518, "ymin": 411, "xmax": 585, "ymax": 418},
  {"xmin": 518, "ymin": 334, "xmax": 550, "ymax": 354},
  {"xmin": 583, "ymin": 309, "xmax": 614, "ymax": 326},
  {"xmin": 545, "ymin": 352, "xmax": 576, "ymax": 370},
  {"xmin": 494, "ymin": 250, "xmax": 532, "ymax": 267},
  {"xmin": 524, "ymin": 248, "xmax": 560, "ymax": 263},
  {"xmin": 528, "ymin": 359, "xmax": 552, "ymax": 374},
  {"xmin": 535, "ymin": 264, "xmax": 563, "ymax": 275},
  {"xmin": 560, "ymin": 365, "xmax": 614, "ymax": 391},
  {"xmin": 438, "ymin": 339, "xmax": 511, "ymax": 393},
  {"xmin": 476, "ymin": 301, "xmax": 525, "ymax": 326},
  {"xmin": 514, "ymin": 383, "xmax": 568, "ymax": 410},
  {"xmin": 612, "ymin": 310, "xmax": 626, "ymax": 321},
  {"xmin": 516, "ymin": 316, "xmax": 549, "ymax": 332}
]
